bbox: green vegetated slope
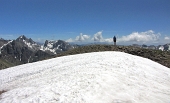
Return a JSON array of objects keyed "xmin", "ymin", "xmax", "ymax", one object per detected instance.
[
  {"xmin": 57, "ymin": 45, "xmax": 170, "ymax": 68},
  {"xmin": 0, "ymin": 59, "xmax": 17, "ymax": 70}
]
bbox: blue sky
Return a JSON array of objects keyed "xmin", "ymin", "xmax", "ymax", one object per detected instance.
[{"xmin": 0, "ymin": 0, "xmax": 170, "ymax": 45}]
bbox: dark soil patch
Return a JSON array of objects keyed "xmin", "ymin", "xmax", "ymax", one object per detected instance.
[{"xmin": 0, "ymin": 90, "xmax": 6, "ymax": 96}]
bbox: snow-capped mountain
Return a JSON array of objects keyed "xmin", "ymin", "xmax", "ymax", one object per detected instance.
[
  {"xmin": 0, "ymin": 51, "xmax": 170, "ymax": 103},
  {"xmin": 0, "ymin": 38, "xmax": 9, "ymax": 47},
  {"xmin": 0, "ymin": 39, "xmax": 12, "ymax": 55},
  {"xmin": 0, "ymin": 35, "xmax": 41, "ymax": 54},
  {"xmin": 16, "ymin": 35, "xmax": 41, "ymax": 51},
  {"xmin": 132, "ymin": 44, "xmax": 170, "ymax": 51},
  {"xmin": 158, "ymin": 43, "xmax": 170, "ymax": 51},
  {"xmin": 0, "ymin": 36, "xmax": 53, "ymax": 68},
  {"xmin": 0, "ymin": 35, "xmax": 77, "ymax": 69},
  {"xmin": 41, "ymin": 40, "xmax": 75, "ymax": 54}
]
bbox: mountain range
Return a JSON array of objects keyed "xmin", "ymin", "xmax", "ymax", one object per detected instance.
[
  {"xmin": 132, "ymin": 44, "xmax": 170, "ymax": 51},
  {"xmin": 0, "ymin": 35, "xmax": 77, "ymax": 69},
  {"xmin": 1, "ymin": 36, "xmax": 170, "ymax": 102},
  {"xmin": 0, "ymin": 35, "xmax": 170, "ymax": 70}
]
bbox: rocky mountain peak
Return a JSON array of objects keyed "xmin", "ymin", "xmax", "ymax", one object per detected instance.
[
  {"xmin": 16, "ymin": 35, "xmax": 36, "ymax": 45},
  {"xmin": 16, "ymin": 35, "xmax": 27, "ymax": 41},
  {"xmin": 0, "ymin": 38, "xmax": 4, "ymax": 40},
  {"xmin": 0, "ymin": 39, "xmax": 9, "ymax": 48},
  {"xmin": 41, "ymin": 40, "xmax": 74, "ymax": 54},
  {"xmin": 28, "ymin": 38, "xmax": 35, "ymax": 44}
]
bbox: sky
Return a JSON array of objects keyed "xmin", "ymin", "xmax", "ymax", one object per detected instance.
[{"xmin": 0, "ymin": 0, "xmax": 170, "ymax": 45}]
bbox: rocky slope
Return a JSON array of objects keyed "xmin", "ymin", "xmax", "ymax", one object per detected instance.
[
  {"xmin": 0, "ymin": 35, "xmax": 169, "ymax": 69},
  {"xmin": 0, "ymin": 35, "xmax": 75, "ymax": 70},
  {"xmin": 132, "ymin": 43, "xmax": 170, "ymax": 51},
  {"xmin": 58, "ymin": 45, "xmax": 170, "ymax": 68},
  {"xmin": 0, "ymin": 38, "xmax": 9, "ymax": 48},
  {"xmin": 41, "ymin": 40, "xmax": 75, "ymax": 54}
]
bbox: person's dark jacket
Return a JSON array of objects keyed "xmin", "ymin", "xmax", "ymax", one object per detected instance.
[{"xmin": 113, "ymin": 36, "xmax": 116, "ymax": 42}]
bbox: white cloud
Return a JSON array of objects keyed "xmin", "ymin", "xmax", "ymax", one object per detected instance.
[
  {"xmin": 36, "ymin": 38, "xmax": 45, "ymax": 43},
  {"xmin": 66, "ymin": 30, "xmax": 161, "ymax": 45},
  {"xmin": 93, "ymin": 31, "xmax": 103, "ymax": 41},
  {"xmin": 118, "ymin": 30, "xmax": 160, "ymax": 43},
  {"xmin": 164, "ymin": 36, "xmax": 170, "ymax": 40},
  {"xmin": 93, "ymin": 31, "xmax": 116, "ymax": 43},
  {"xmin": 104, "ymin": 38, "xmax": 113, "ymax": 43},
  {"xmin": 66, "ymin": 33, "xmax": 90, "ymax": 42},
  {"xmin": 75, "ymin": 33, "xmax": 90, "ymax": 41},
  {"xmin": 66, "ymin": 38, "xmax": 74, "ymax": 42}
]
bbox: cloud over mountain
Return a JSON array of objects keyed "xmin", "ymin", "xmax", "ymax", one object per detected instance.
[
  {"xmin": 164, "ymin": 36, "xmax": 170, "ymax": 40},
  {"xmin": 118, "ymin": 30, "xmax": 160, "ymax": 43},
  {"xmin": 66, "ymin": 38, "xmax": 74, "ymax": 42},
  {"xmin": 93, "ymin": 31, "xmax": 103, "ymax": 41},
  {"xmin": 66, "ymin": 30, "xmax": 162, "ymax": 45},
  {"xmin": 75, "ymin": 33, "xmax": 90, "ymax": 41}
]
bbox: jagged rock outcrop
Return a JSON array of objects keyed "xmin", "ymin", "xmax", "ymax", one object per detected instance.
[
  {"xmin": 0, "ymin": 35, "xmax": 54, "ymax": 69},
  {"xmin": 132, "ymin": 43, "xmax": 170, "ymax": 51},
  {"xmin": 0, "ymin": 38, "xmax": 9, "ymax": 47},
  {"xmin": 41, "ymin": 40, "xmax": 75, "ymax": 54},
  {"xmin": 0, "ymin": 35, "xmax": 76, "ymax": 69}
]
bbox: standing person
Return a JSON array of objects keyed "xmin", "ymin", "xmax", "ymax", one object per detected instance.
[{"xmin": 113, "ymin": 36, "xmax": 116, "ymax": 46}]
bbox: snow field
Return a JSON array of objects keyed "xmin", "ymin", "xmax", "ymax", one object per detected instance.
[{"xmin": 0, "ymin": 51, "xmax": 170, "ymax": 103}]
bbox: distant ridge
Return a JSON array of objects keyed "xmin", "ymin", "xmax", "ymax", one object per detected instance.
[
  {"xmin": 0, "ymin": 35, "xmax": 76, "ymax": 69},
  {"xmin": 0, "ymin": 35, "xmax": 170, "ymax": 69},
  {"xmin": 41, "ymin": 40, "xmax": 75, "ymax": 54}
]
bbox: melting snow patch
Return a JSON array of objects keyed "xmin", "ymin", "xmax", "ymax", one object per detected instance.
[{"xmin": 0, "ymin": 51, "xmax": 170, "ymax": 103}]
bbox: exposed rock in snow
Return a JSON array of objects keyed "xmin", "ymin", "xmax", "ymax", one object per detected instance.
[
  {"xmin": 0, "ymin": 51, "xmax": 170, "ymax": 103},
  {"xmin": 0, "ymin": 35, "xmax": 54, "ymax": 68},
  {"xmin": 159, "ymin": 46, "xmax": 164, "ymax": 51},
  {"xmin": 0, "ymin": 35, "xmax": 77, "ymax": 69},
  {"xmin": 41, "ymin": 40, "xmax": 75, "ymax": 54},
  {"xmin": 132, "ymin": 44, "xmax": 170, "ymax": 51},
  {"xmin": 16, "ymin": 35, "xmax": 41, "ymax": 51},
  {"xmin": 158, "ymin": 43, "xmax": 170, "ymax": 51},
  {"xmin": 0, "ymin": 40, "xmax": 13, "ymax": 54},
  {"xmin": 0, "ymin": 38, "xmax": 9, "ymax": 48}
]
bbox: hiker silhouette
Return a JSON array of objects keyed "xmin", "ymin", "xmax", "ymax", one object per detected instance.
[{"xmin": 113, "ymin": 36, "xmax": 116, "ymax": 46}]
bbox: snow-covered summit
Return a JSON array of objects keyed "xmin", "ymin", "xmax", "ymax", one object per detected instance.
[
  {"xmin": 16, "ymin": 35, "xmax": 40, "ymax": 51},
  {"xmin": 0, "ymin": 51, "xmax": 170, "ymax": 103},
  {"xmin": 154, "ymin": 43, "xmax": 170, "ymax": 51},
  {"xmin": 41, "ymin": 40, "xmax": 74, "ymax": 54}
]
